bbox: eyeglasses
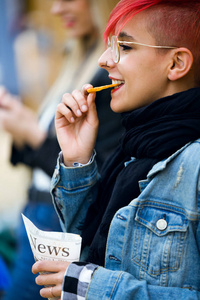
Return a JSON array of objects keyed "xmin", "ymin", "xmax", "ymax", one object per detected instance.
[{"xmin": 107, "ymin": 35, "xmax": 177, "ymax": 64}]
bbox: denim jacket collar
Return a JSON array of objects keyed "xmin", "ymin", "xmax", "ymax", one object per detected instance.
[{"xmin": 147, "ymin": 140, "xmax": 200, "ymax": 178}]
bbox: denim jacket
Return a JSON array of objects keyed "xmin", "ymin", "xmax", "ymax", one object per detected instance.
[{"xmin": 51, "ymin": 140, "xmax": 200, "ymax": 299}]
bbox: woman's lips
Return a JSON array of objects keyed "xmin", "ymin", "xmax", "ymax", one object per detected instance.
[
  {"xmin": 65, "ymin": 21, "xmax": 75, "ymax": 28},
  {"xmin": 63, "ymin": 17, "xmax": 76, "ymax": 28}
]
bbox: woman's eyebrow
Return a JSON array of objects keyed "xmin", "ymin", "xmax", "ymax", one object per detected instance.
[{"xmin": 118, "ymin": 32, "xmax": 136, "ymax": 41}]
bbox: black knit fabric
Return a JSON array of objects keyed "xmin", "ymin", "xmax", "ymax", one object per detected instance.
[{"xmin": 82, "ymin": 88, "xmax": 200, "ymax": 266}]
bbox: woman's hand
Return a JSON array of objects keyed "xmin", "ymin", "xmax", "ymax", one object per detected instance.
[
  {"xmin": 32, "ymin": 260, "xmax": 70, "ymax": 299},
  {"xmin": 55, "ymin": 84, "xmax": 99, "ymax": 166},
  {"xmin": 0, "ymin": 86, "xmax": 46, "ymax": 148}
]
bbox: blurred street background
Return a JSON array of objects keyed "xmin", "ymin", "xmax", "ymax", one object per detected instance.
[{"xmin": 0, "ymin": 0, "xmax": 66, "ymax": 281}]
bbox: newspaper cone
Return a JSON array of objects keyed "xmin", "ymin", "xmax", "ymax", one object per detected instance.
[{"xmin": 22, "ymin": 214, "xmax": 82, "ymax": 300}]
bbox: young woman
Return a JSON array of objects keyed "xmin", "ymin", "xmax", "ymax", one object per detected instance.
[
  {"xmin": 33, "ymin": 0, "xmax": 200, "ymax": 299},
  {"xmin": 0, "ymin": 1, "xmax": 122, "ymax": 300}
]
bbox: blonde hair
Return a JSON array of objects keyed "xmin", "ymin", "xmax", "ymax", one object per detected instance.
[
  {"xmin": 90, "ymin": 0, "xmax": 120, "ymax": 35},
  {"xmin": 68, "ymin": 0, "xmax": 120, "ymax": 65},
  {"xmin": 39, "ymin": 0, "xmax": 120, "ymax": 115}
]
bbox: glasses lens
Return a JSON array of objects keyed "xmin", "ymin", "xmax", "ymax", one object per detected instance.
[
  {"xmin": 111, "ymin": 36, "xmax": 119, "ymax": 63},
  {"xmin": 107, "ymin": 37, "xmax": 111, "ymax": 49}
]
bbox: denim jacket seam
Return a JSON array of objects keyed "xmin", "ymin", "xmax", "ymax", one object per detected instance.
[
  {"xmin": 108, "ymin": 271, "xmax": 124, "ymax": 299},
  {"xmin": 132, "ymin": 258, "xmax": 185, "ymax": 275},
  {"xmin": 136, "ymin": 200, "xmax": 199, "ymax": 221},
  {"xmin": 131, "ymin": 202, "xmax": 199, "ymax": 221},
  {"xmin": 137, "ymin": 217, "xmax": 187, "ymax": 233},
  {"xmin": 132, "ymin": 221, "xmax": 141, "ymax": 265},
  {"xmin": 121, "ymin": 210, "xmax": 132, "ymax": 270},
  {"xmin": 137, "ymin": 205, "xmax": 188, "ymax": 227},
  {"xmin": 56, "ymin": 178, "xmax": 97, "ymax": 191},
  {"xmin": 85, "ymin": 267, "xmax": 100, "ymax": 299},
  {"xmin": 134, "ymin": 199, "xmax": 187, "ymax": 214},
  {"xmin": 132, "ymin": 230, "xmax": 187, "ymax": 275},
  {"xmin": 105, "ymin": 209, "xmax": 130, "ymax": 269}
]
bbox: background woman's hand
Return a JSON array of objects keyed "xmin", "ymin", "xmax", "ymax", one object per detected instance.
[
  {"xmin": 55, "ymin": 84, "xmax": 99, "ymax": 166},
  {"xmin": 0, "ymin": 86, "xmax": 46, "ymax": 149},
  {"xmin": 32, "ymin": 260, "xmax": 70, "ymax": 299}
]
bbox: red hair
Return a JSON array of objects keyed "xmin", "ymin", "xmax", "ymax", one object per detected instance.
[
  {"xmin": 104, "ymin": 0, "xmax": 200, "ymax": 84},
  {"xmin": 104, "ymin": 0, "xmax": 160, "ymax": 39}
]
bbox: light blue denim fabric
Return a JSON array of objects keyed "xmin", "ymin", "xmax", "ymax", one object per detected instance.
[{"xmin": 51, "ymin": 141, "xmax": 200, "ymax": 299}]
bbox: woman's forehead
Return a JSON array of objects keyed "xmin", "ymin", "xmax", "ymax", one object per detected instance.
[{"xmin": 116, "ymin": 13, "xmax": 155, "ymax": 43}]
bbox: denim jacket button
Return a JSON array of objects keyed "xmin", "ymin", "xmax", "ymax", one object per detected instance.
[{"xmin": 156, "ymin": 219, "xmax": 168, "ymax": 231}]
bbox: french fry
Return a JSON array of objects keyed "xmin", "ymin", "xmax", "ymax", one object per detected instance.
[{"xmin": 87, "ymin": 83, "xmax": 120, "ymax": 93}]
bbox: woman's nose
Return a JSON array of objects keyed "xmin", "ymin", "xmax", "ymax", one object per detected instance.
[{"xmin": 98, "ymin": 48, "xmax": 115, "ymax": 70}]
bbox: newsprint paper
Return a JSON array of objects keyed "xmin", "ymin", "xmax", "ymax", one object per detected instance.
[{"xmin": 22, "ymin": 214, "xmax": 82, "ymax": 300}]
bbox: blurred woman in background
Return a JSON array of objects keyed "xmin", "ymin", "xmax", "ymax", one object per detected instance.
[{"xmin": 0, "ymin": 0, "xmax": 122, "ymax": 299}]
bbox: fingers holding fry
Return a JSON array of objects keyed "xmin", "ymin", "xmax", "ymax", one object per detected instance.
[
  {"xmin": 56, "ymin": 102, "xmax": 76, "ymax": 124},
  {"xmin": 71, "ymin": 89, "xmax": 88, "ymax": 113},
  {"xmin": 56, "ymin": 92, "xmax": 82, "ymax": 124}
]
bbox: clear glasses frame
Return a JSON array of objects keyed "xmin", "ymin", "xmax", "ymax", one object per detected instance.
[{"xmin": 107, "ymin": 35, "xmax": 177, "ymax": 64}]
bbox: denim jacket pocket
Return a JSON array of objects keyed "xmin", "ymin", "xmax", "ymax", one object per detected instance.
[{"xmin": 132, "ymin": 204, "xmax": 188, "ymax": 279}]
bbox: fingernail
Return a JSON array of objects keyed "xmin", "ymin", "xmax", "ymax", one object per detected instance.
[
  {"xmin": 77, "ymin": 109, "xmax": 82, "ymax": 116},
  {"xmin": 81, "ymin": 105, "xmax": 87, "ymax": 112},
  {"xmin": 71, "ymin": 117, "xmax": 75, "ymax": 123}
]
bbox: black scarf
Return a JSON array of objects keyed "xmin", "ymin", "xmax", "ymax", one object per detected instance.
[{"xmin": 81, "ymin": 88, "xmax": 200, "ymax": 266}]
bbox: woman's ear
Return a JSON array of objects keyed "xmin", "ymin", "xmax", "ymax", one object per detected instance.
[{"xmin": 168, "ymin": 48, "xmax": 193, "ymax": 81}]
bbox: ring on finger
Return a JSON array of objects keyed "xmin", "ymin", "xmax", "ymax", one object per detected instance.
[{"xmin": 50, "ymin": 286, "xmax": 56, "ymax": 298}]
